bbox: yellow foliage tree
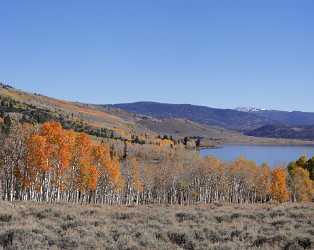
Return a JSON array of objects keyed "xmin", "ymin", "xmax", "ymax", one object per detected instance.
[{"xmin": 292, "ymin": 167, "xmax": 314, "ymax": 202}]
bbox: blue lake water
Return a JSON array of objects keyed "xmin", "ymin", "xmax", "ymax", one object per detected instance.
[{"xmin": 200, "ymin": 144, "xmax": 314, "ymax": 166}]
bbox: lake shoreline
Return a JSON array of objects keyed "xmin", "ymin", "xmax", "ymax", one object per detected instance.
[
  {"xmin": 200, "ymin": 136, "xmax": 314, "ymax": 149},
  {"xmin": 200, "ymin": 144, "xmax": 314, "ymax": 166}
]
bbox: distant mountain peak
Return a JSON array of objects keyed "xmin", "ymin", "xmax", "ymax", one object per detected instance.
[{"xmin": 235, "ymin": 106, "xmax": 266, "ymax": 112}]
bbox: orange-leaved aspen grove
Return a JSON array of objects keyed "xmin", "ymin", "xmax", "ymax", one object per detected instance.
[{"xmin": 0, "ymin": 121, "xmax": 313, "ymax": 204}]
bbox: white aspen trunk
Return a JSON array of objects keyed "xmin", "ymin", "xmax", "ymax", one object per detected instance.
[
  {"xmin": 46, "ymin": 173, "xmax": 51, "ymax": 202},
  {"xmin": 9, "ymin": 166, "xmax": 14, "ymax": 202}
]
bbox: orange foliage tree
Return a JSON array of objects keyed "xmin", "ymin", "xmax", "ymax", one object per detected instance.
[
  {"xmin": 25, "ymin": 134, "xmax": 47, "ymax": 191},
  {"xmin": 39, "ymin": 121, "xmax": 72, "ymax": 201},
  {"xmin": 271, "ymin": 167, "xmax": 289, "ymax": 203}
]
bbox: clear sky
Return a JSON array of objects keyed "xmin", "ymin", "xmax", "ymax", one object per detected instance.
[{"xmin": 0, "ymin": 1, "xmax": 313, "ymax": 111}]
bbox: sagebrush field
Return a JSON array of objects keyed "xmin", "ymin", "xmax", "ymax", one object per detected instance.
[{"xmin": 0, "ymin": 202, "xmax": 313, "ymax": 250}]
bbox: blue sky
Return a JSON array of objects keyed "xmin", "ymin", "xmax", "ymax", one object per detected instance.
[{"xmin": 0, "ymin": 1, "xmax": 313, "ymax": 111}]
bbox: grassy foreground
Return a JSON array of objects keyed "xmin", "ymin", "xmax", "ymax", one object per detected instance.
[{"xmin": 0, "ymin": 202, "xmax": 313, "ymax": 250}]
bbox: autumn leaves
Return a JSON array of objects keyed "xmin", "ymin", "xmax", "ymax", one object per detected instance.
[
  {"xmin": 270, "ymin": 168, "xmax": 289, "ymax": 203},
  {"xmin": 1, "ymin": 121, "xmax": 123, "ymax": 203},
  {"xmin": 0, "ymin": 121, "xmax": 313, "ymax": 204}
]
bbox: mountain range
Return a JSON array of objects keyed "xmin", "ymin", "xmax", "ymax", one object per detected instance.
[
  {"xmin": 1, "ymin": 83, "xmax": 314, "ymax": 143},
  {"xmin": 110, "ymin": 102, "xmax": 314, "ymax": 141},
  {"xmin": 111, "ymin": 102, "xmax": 272, "ymax": 131}
]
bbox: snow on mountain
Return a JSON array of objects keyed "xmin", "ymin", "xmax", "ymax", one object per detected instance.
[{"xmin": 235, "ymin": 107, "xmax": 267, "ymax": 112}]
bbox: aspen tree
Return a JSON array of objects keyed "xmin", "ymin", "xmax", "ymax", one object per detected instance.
[{"xmin": 271, "ymin": 167, "xmax": 289, "ymax": 203}]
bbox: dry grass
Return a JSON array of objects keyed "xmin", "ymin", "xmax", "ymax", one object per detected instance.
[{"xmin": 0, "ymin": 202, "xmax": 313, "ymax": 250}]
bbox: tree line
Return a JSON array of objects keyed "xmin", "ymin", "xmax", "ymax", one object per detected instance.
[{"xmin": 0, "ymin": 121, "xmax": 313, "ymax": 205}]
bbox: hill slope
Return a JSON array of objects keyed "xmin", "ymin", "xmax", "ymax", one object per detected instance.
[
  {"xmin": 110, "ymin": 102, "xmax": 314, "ymax": 141},
  {"xmin": 111, "ymin": 102, "xmax": 274, "ymax": 131},
  {"xmin": 246, "ymin": 124, "xmax": 314, "ymax": 140},
  {"xmin": 3, "ymin": 84, "xmax": 314, "ymax": 143},
  {"xmin": 0, "ymin": 84, "xmax": 242, "ymax": 143},
  {"xmin": 245, "ymin": 109, "xmax": 314, "ymax": 126},
  {"xmin": 0, "ymin": 83, "xmax": 152, "ymax": 140}
]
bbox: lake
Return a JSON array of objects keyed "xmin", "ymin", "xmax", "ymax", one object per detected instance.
[{"xmin": 200, "ymin": 144, "xmax": 314, "ymax": 166}]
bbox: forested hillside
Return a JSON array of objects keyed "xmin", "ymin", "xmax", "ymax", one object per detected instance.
[
  {"xmin": 111, "ymin": 102, "xmax": 273, "ymax": 131},
  {"xmin": 0, "ymin": 84, "xmax": 248, "ymax": 148},
  {"xmin": 246, "ymin": 109, "xmax": 314, "ymax": 126},
  {"xmin": 246, "ymin": 124, "xmax": 314, "ymax": 140},
  {"xmin": 0, "ymin": 83, "xmax": 154, "ymax": 141},
  {"xmin": 111, "ymin": 102, "xmax": 314, "ymax": 141}
]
